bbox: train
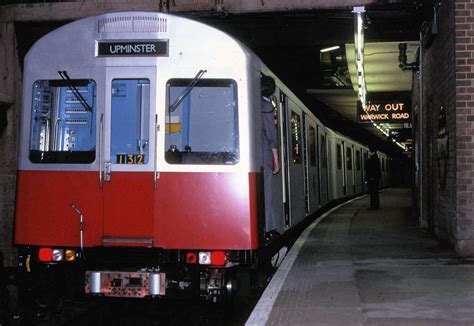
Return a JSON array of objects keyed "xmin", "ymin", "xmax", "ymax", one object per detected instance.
[{"xmin": 14, "ymin": 11, "xmax": 391, "ymax": 304}]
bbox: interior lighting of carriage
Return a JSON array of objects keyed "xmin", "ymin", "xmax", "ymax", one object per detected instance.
[
  {"xmin": 320, "ymin": 45, "xmax": 340, "ymax": 53},
  {"xmin": 38, "ymin": 247, "xmax": 53, "ymax": 262}
]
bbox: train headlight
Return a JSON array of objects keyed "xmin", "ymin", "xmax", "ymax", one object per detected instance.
[
  {"xmin": 52, "ymin": 249, "xmax": 64, "ymax": 262},
  {"xmin": 65, "ymin": 249, "xmax": 76, "ymax": 262},
  {"xmin": 198, "ymin": 252, "xmax": 211, "ymax": 265}
]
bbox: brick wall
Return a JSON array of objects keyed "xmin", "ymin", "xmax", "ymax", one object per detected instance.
[
  {"xmin": 420, "ymin": 0, "xmax": 457, "ymax": 247},
  {"xmin": 0, "ymin": 20, "xmax": 20, "ymax": 266},
  {"xmin": 454, "ymin": 0, "xmax": 474, "ymax": 255},
  {"xmin": 419, "ymin": 0, "xmax": 474, "ymax": 256}
]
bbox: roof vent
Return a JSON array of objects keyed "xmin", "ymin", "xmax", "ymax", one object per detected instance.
[{"xmin": 98, "ymin": 16, "xmax": 167, "ymax": 34}]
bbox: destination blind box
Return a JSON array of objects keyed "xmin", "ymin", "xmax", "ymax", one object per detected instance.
[{"xmin": 96, "ymin": 40, "xmax": 169, "ymax": 57}]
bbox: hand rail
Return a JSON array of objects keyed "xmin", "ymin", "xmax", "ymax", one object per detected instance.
[
  {"xmin": 71, "ymin": 204, "xmax": 86, "ymax": 259},
  {"xmin": 154, "ymin": 114, "xmax": 159, "ymax": 190},
  {"xmin": 99, "ymin": 113, "xmax": 104, "ymax": 188}
]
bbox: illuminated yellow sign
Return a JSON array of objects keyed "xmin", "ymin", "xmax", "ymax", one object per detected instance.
[{"xmin": 357, "ymin": 102, "xmax": 411, "ymax": 123}]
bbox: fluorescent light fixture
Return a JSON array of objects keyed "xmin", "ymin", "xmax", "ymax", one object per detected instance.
[{"xmin": 320, "ymin": 45, "xmax": 340, "ymax": 53}]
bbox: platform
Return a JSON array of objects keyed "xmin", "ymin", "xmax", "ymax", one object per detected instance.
[{"xmin": 247, "ymin": 188, "xmax": 474, "ymax": 325}]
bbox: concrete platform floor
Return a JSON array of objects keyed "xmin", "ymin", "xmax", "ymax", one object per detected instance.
[{"xmin": 247, "ymin": 188, "xmax": 474, "ymax": 326}]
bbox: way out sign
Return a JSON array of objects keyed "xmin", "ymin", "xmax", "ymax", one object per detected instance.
[{"xmin": 357, "ymin": 101, "xmax": 411, "ymax": 123}]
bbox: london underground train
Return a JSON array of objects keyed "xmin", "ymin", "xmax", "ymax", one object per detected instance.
[{"xmin": 14, "ymin": 11, "xmax": 390, "ymax": 302}]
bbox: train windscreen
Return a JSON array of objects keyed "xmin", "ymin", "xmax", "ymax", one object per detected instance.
[
  {"xmin": 29, "ymin": 79, "xmax": 96, "ymax": 164},
  {"xmin": 165, "ymin": 79, "xmax": 239, "ymax": 165}
]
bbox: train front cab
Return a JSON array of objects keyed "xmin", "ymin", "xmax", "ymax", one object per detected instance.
[{"xmin": 14, "ymin": 12, "xmax": 264, "ymax": 302}]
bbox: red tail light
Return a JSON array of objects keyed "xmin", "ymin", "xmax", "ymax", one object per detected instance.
[
  {"xmin": 186, "ymin": 252, "xmax": 197, "ymax": 264},
  {"xmin": 38, "ymin": 248, "xmax": 53, "ymax": 262},
  {"xmin": 211, "ymin": 251, "xmax": 226, "ymax": 266}
]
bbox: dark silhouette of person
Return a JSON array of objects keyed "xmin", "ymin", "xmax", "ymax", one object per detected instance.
[
  {"xmin": 261, "ymin": 74, "xmax": 280, "ymax": 241},
  {"xmin": 365, "ymin": 144, "xmax": 381, "ymax": 210}
]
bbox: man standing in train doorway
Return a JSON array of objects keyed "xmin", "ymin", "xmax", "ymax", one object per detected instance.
[
  {"xmin": 261, "ymin": 74, "xmax": 280, "ymax": 241},
  {"xmin": 365, "ymin": 144, "xmax": 381, "ymax": 210}
]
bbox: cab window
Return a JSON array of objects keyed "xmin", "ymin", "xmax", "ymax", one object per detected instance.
[
  {"xmin": 29, "ymin": 79, "xmax": 96, "ymax": 164},
  {"xmin": 165, "ymin": 79, "xmax": 239, "ymax": 165}
]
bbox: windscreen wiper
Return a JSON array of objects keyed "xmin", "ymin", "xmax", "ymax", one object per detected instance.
[
  {"xmin": 58, "ymin": 70, "xmax": 93, "ymax": 112},
  {"xmin": 169, "ymin": 69, "xmax": 207, "ymax": 112}
]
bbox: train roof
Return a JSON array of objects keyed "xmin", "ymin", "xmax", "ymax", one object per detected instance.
[{"xmin": 24, "ymin": 11, "xmax": 258, "ymax": 73}]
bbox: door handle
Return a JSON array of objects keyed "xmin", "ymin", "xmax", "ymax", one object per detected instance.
[{"xmin": 104, "ymin": 161, "xmax": 111, "ymax": 182}]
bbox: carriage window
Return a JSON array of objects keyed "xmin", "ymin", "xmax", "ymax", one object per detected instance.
[
  {"xmin": 356, "ymin": 150, "xmax": 361, "ymax": 171},
  {"xmin": 346, "ymin": 147, "xmax": 352, "ymax": 170},
  {"xmin": 291, "ymin": 111, "xmax": 302, "ymax": 164},
  {"xmin": 309, "ymin": 126, "xmax": 316, "ymax": 166},
  {"xmin": 165, "ymin": 79, "xmax": 238, "ymax": 165},
  {"xmin": 111, "ymin": 79, "xmax": 150, "ymax": 164},
  {"xmin": 29, "ymin": 79, "xmax": 96, "ymax": 164},
  {"xmin": 320, "ymin": 134, "xmax": 327, "ymax": 168},
  {"xmin": 336, "ymin": 144, "xmax": 342, "ymax": 170}
]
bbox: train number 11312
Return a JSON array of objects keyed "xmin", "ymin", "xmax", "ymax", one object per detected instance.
[{"xmin": 116, "ymin": 154, "xmax": 145, "ymax": 164}]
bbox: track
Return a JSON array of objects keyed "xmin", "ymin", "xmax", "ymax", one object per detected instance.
[{"xmin": 1, "ymin": 283, "xmax": 262, "ymax": 326}]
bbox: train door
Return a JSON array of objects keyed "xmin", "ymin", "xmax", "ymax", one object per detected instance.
[
  {"xmin": 380, "ymin": 157, "xmax": 387, "ymax": 187},
  {"xmin": 345, "ymin": 144, "xmax": 354, "ymax": 196},
  {"xmin": 362, "ymin": 150, "xmax": 368, "ymax": 192},
  {"xmin": 355, "ymin": 148, "xmax": 362, "ymax": 193},
  {"xmin": 101, "ymin": 67, "xmax": 156, "ymax": 244},
  {"xmin": 306, "ymin": 117, "xmax": 319, "ymax": 213},
  {"xmin": 341, "ymin": 141, "xmax": 347, "ymax": 196},
  {"xmin": 334, "ymin": 140, "xmax": 344, "ymax": 199},
  {"xmin": 287, "ymin": 99, "xmax": 306, "ymax": 225},
  {"xmin": 279, "ymin": 92, "xmax": 291, "ymax": 228},
  {"xmin": 318, "ymin": 128, "xmax": 329, "ymax": 206}
]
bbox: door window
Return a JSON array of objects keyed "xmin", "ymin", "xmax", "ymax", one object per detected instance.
[
  {"xmin": 336, "ymin": 144, "xmax": 342, "ymax": 170},
  {"xmin": 290, "ymin": 111, "xmax": 302, "ymax": 164},
  {"xmin": 356, "ymin": 150, "xmax": 361, "ymax": 171},
  {"xmin": 346, "ymin": 147, "xmax": 353, "ymax": 171},
  {"xmin": 309, "ymin": 126, "xmax": 316, "ymax": 166},
  {"xmin": 111, "ymin": 79, "xmax": 150, "ymax": 164},
  {"xmin": 320, "ymin": 134, "xmax": 327, "ymax": 168}
]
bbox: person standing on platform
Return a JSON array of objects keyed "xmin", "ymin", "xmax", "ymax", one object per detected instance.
[
  {"xmin": 365, "ymin": 144, "xmax": 381, "ymax": 210},
  {"xmin": 261, "ymin": 75, "xmax": 280, "ymax": 241}
]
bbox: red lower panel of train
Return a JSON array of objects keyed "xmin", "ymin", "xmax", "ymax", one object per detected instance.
[{"xmin": 15, "ymin": 171, "xmax": 259, "ymax": 250}]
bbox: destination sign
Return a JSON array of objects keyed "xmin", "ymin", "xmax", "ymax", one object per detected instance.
[
  {"xmin": 97, "ymin": 40, "xmax": 168, "ymax": 57},
  {"xmin": 357, "ymin": 101, "xmax": 411, "ymax": 124}
]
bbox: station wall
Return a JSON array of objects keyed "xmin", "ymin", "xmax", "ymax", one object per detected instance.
[
  {"xmin": 416, "ymin": 0, "xmax": 474, "ymax": 256},
  {"xmin": 0, "ymin": 19, "xmax": 21, "ymax": 267}
]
